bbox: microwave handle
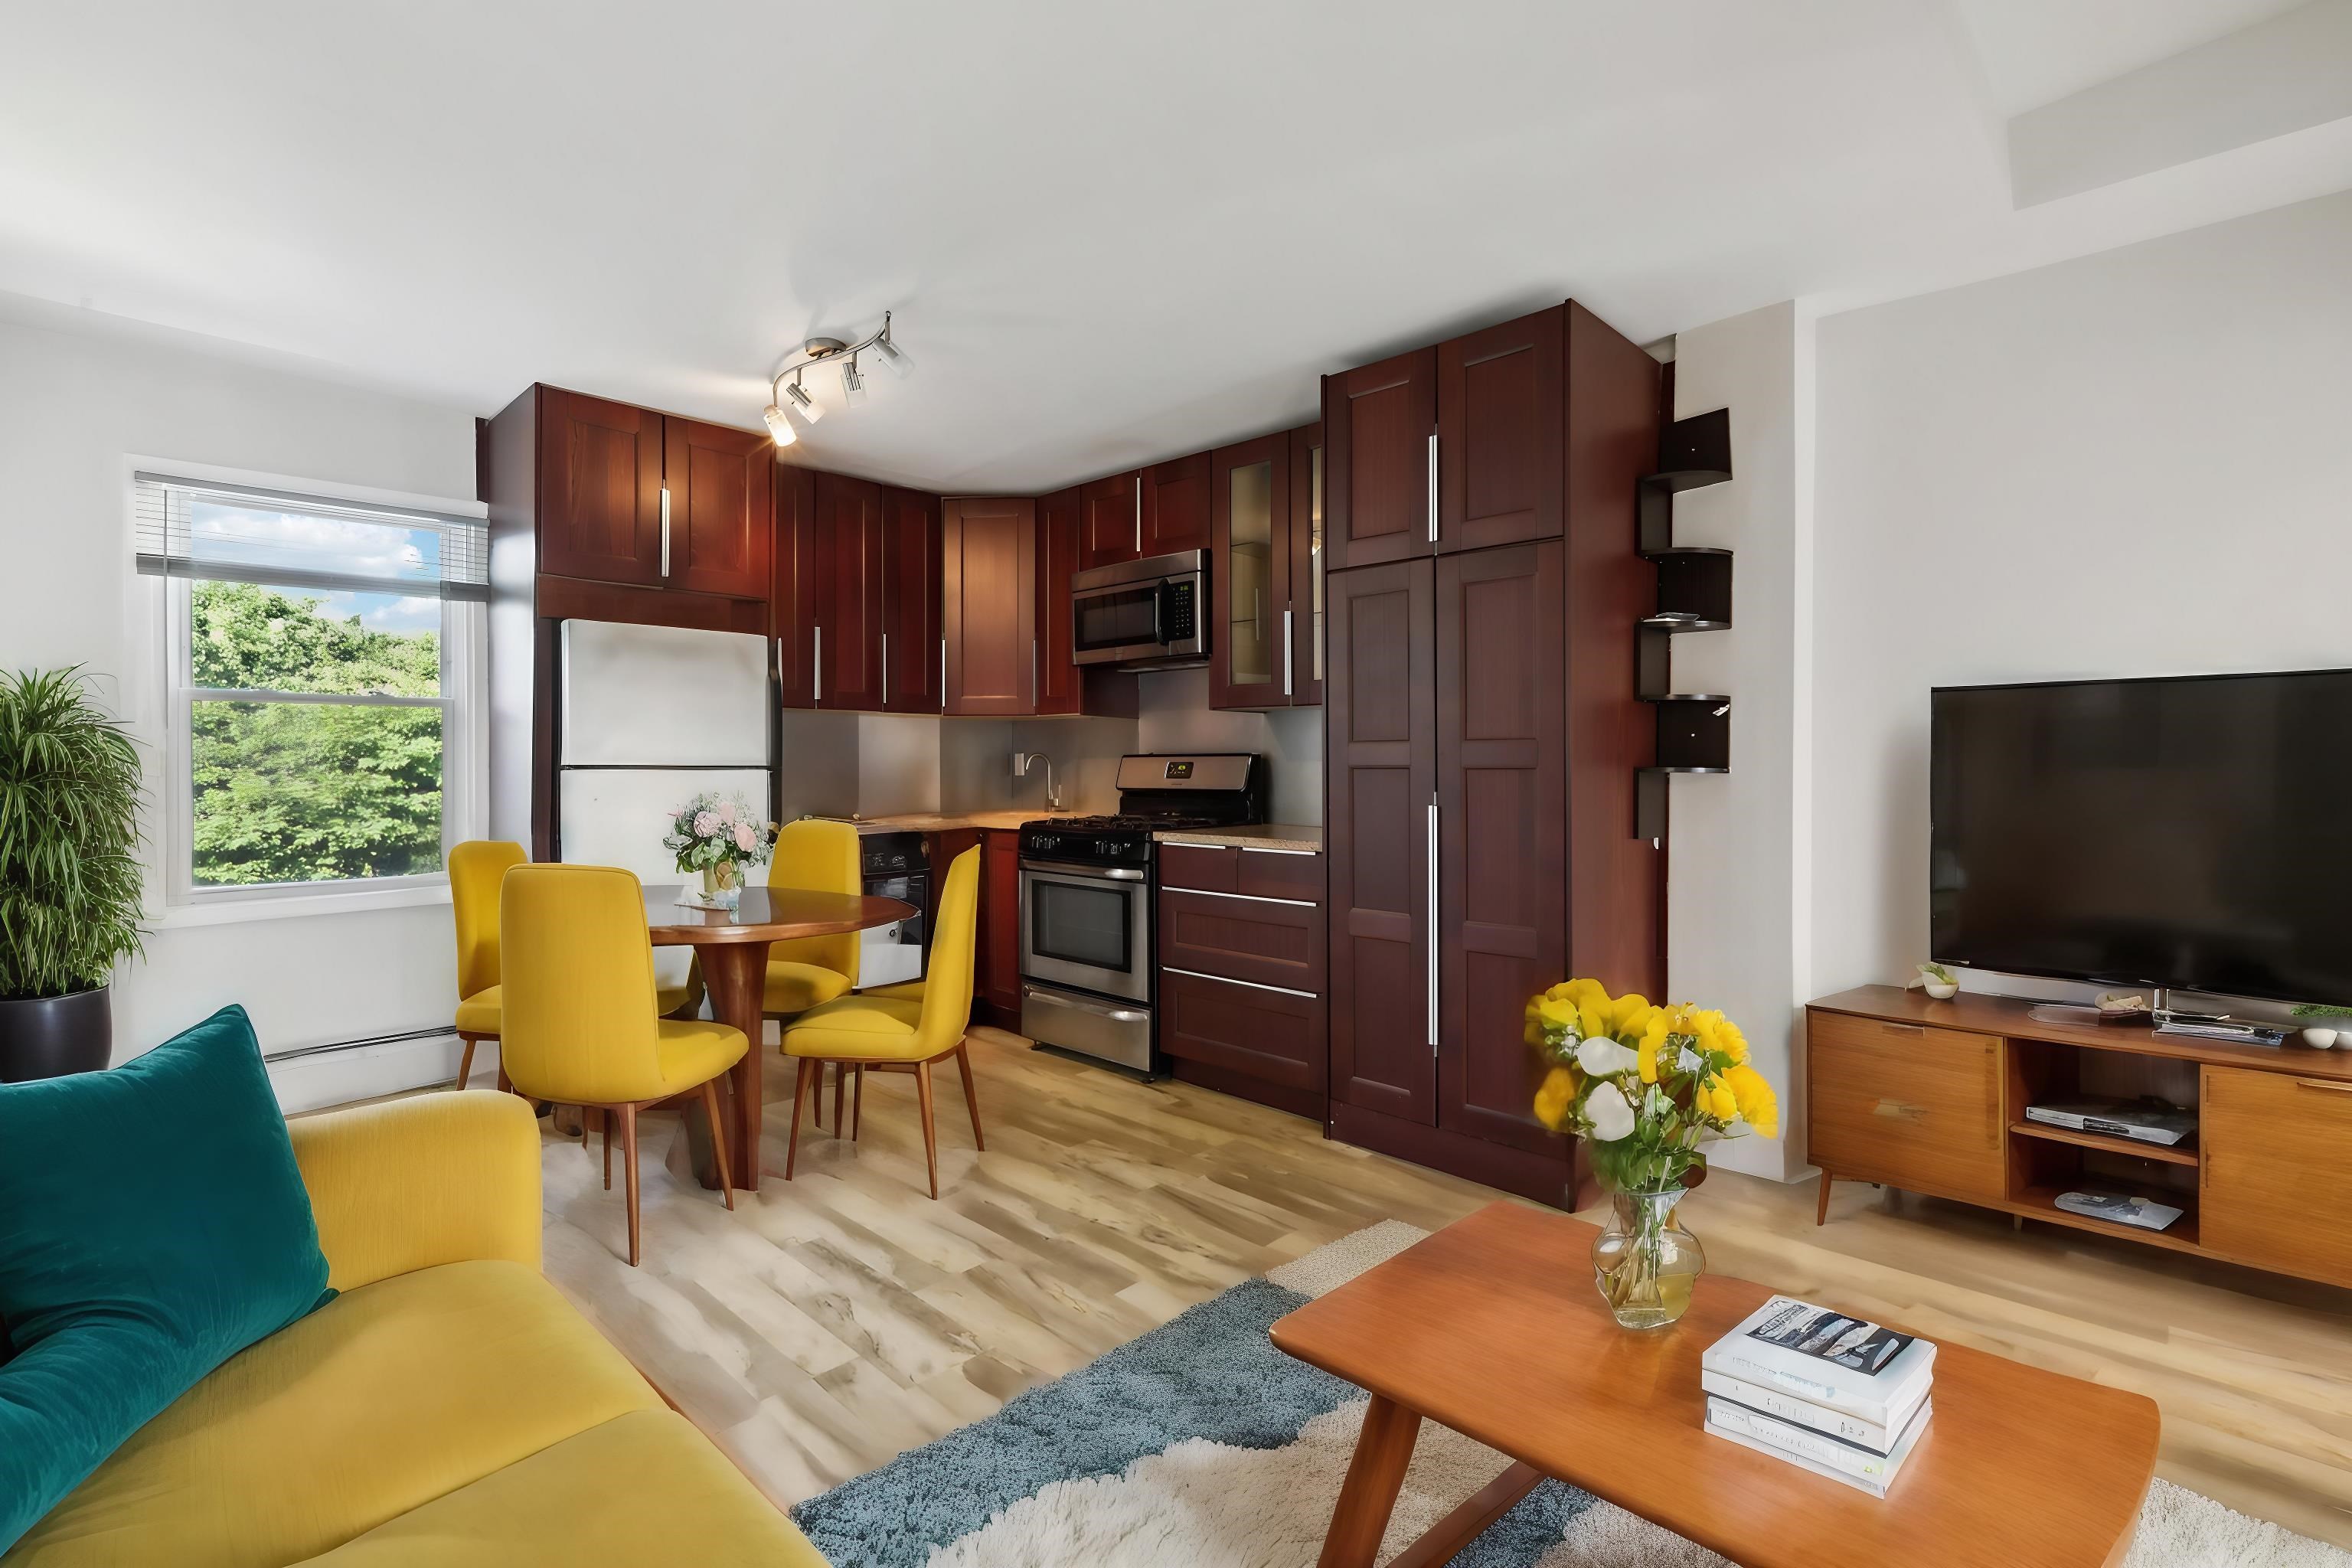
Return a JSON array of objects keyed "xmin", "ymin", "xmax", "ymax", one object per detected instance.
[{"xmin": 1151, "ymin": 580, "xmax": 1166, "ymax": 647}]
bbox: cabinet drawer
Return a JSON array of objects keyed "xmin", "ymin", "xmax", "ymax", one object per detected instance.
[
  {"xmin": 1158, "ymin": 890, "xmax": 1325, "ymax": 995},
  {"xmin": 1159, "ymin": 969, "xmax": 1326, "ymax": 1093},
  {"xmin": 1158, "ymin": 843, "xmax": 1237, "ymax": 893},
  {"xmin": 1807, "ymin": 1011, "xmax": 2003, "ymax": 1202},
  {"xmin": 1236, "ymin": 844, "xmax": 1322, "ymax": 901},
  {"xmin": 2202, "ymin": 1067, "xmax": 2352, "ymax": 1286}
]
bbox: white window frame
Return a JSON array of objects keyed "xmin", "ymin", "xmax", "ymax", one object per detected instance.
[{"xmin": 141, "ymin": 460, "xmax": 489, "ymax": 922}]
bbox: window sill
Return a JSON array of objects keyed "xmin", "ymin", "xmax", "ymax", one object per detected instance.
[{"xmin": 156, "ymin": 883, "xmax": 452, "ymax": 929}]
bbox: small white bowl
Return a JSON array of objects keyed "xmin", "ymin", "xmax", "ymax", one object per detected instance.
[
  {"xmin": 2302, "ymin": 1026, "xmax": 2339, "ymax": 1050},
  {"xmin": 1922, "ymin": 978, "xmax": 1958, "ymax": 1000}
]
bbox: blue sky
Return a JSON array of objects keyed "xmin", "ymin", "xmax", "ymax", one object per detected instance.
[{"xmin": 191, "ymin": 501, "xmax": 443, "ymax": 634}]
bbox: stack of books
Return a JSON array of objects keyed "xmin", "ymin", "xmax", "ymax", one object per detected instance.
[{"xmin": 1700, "ymin": 1296, "xmax": 1936, "ymax": 1498}]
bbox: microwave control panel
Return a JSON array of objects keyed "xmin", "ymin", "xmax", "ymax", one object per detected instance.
[{"xmin": 1161, "ymin": 579, "xmax": 1197, "ymax": 642}]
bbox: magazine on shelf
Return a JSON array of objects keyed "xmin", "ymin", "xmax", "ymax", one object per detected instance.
[
  {"xmin": 1699, "ymin": 1368, "xmax": 1929, "ymax": 1455},
  {"xmin": 1705, "ymin": 1396, "xmax": 1932, "ymax": 1498},
  {"xmin": 2053, "ymin": 1191, "xmax": 2184, "ymax": 1232},
  {"xmin": 1705, "ymin": 1393, "xmax": 1932, "ymax": 1486},
  {"xmin": 2023, "ymin": 1099, "xmax": 2196, "ymax": 1147},
  {"xmin": 1700, "ymin": 1297, "xmax": 1936, "ymax": 1427}
]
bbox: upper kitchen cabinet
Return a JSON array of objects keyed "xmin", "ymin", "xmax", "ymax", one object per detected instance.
[
  {"xmin": 814, "ymin": 472, "xmax": 886, "ymax": 711},
  {"xmin": 1322, "ymin": 304, "xmax": 1571, "ymax": 570},
  {"xmin": 661, "ymin": 416, "xmax": 775, "ymax": 599},
  {"xmin": 1079, "ymin": 472, "xmax": 1142, "ymax": 570},
  {"xmin": 942, "ymin": 497, "xmax": 1037, "ymax": 716},
  {"xmin": 883, "ymin": 486, "xmax": 944, "ymax": 713},
  {"xmin": 534, "ymin": 388, "xmax": 665, "ymax": 586},
  {"xmin": 1034, "ymin": 487, "xmax": 1084, "ymax": 715},
  {"xmin": 774, "ymin": 465, "xmax": 818, "ymax": 707},
  {"xmin": 1209, "ymin": 423, "xmax": 1323, "ymax": 710},
  {"xmin": 1078, "ymin": 452, "xmax": 1213, "ymax": 570}
]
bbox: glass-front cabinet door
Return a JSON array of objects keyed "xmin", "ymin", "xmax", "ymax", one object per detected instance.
[
  {"xmin": 1210, "ymin": 433, "xmax": 1292, "ymax": 709},
  {"xmin": 1289, "ymin": 420, "xmax": 1325, "ymax": 707}
]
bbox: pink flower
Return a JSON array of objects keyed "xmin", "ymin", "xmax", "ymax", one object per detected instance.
[
  {"xmin": 734, "ymin": 822, "xmax": 756, "ymax": 852},
  {"xmin": 718, "ymin": 799, "xmax": 737, "ymax": 825},
  {"xmin": 693, "ymin": 810, "xmax": 719, "ymax": 837}
]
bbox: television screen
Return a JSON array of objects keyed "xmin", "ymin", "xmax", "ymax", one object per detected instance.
[{"xmin": 1930, "ymin": 669, "xmax": 2352, "ymax": 1004}]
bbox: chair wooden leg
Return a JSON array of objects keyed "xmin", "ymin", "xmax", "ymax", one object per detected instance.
[
  {"xmin": 497, "ymin": 1065, "xmax": 511, "ymax": 1094},
  {"xmin": 832, "ymin": 1063, "xmax": 847, "ymax": 1138},
  {"xmin": 784, "ymin": 1057, "xmax": 818, "ymax": 1181},
  {"xmin": 619, "ymin": 1103, "xmax": 642, "ymax": 1267},
  {"xmin": 700, "ymin": 1079, "xmax": 735, "ymax": 1211},
  {"xmin": 915, "ymin": 1060, "xmax": 939, "ymax": 1200},
  {"xmin": 851, "ymin": 1067, "xmax": 864, "ymax": 1142},
  {"xmin": 602, "ymin": 1108, "xmax": 613, "ymax": 1191},
  {"xmin": 455, "ymin": 1034, "xmax": 477, "ymax": 1091},
  {"xmin": 954, "ymin": 1040, "xmax": 985, "ymax": 1152}
]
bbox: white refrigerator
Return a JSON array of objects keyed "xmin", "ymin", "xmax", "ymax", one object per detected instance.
[{"xmin": 557, "ymin": 621, "xmax": 773, "ymax": 988}]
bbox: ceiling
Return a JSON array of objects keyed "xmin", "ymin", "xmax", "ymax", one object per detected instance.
[{"xmin": 4, "ymin": 0, "xmax": 2348, "ymax": 494}]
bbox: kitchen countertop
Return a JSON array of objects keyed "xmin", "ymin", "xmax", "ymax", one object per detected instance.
[
  {"xmin": 802, "ymin": 811, "xmax": 1078, "ymax": 835},
  {"xmin": 1153, "ymin": 823, "xmax": 1322, "ymax": 852}
]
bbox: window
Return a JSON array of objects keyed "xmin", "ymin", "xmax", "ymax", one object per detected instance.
[{"xmin": 137, "ymin": 471, "xmax": 488, "ymax": 904}]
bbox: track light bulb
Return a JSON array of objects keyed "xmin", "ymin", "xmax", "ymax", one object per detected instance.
[
  {"xmin": 841, "ymin": 355, "xmax": 867, "ymax": 407},
  {"xmin": 784, "ymin": 377, "xmax": 823, "ymax": 423},
  {"xmin": 763, "ymin": 403, "xmax": 795, "ymax": 447}
]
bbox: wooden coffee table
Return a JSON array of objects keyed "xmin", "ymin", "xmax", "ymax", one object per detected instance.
[{"xmin": 1270, "ymin": 1203, "xmax": 2159, "ymax": 1568}]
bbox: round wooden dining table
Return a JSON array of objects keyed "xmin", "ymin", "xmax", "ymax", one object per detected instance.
[{"xmin": 644, "ymin": 883, "xmax": 916, "ymax": 1192}]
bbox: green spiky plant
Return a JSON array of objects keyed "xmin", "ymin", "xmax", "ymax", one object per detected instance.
[{"xmin": 0, "ymin": 669, "xmax": 146, "ymax": 1000}]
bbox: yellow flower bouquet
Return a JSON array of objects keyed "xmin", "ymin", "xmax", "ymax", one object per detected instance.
[{"xmin": 1526, "ymin": 978, "xmax": 1779, "ymax": 1327}]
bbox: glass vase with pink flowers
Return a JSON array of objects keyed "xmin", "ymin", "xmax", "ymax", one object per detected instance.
[{"xmin": 662, "ymin": 791, "xmax": 776, "ymax": 906}]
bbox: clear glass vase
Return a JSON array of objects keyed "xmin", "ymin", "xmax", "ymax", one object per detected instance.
[
  {"xmin": 1591, "ymin": 1187, "xmax": 1705, "ymax": 1330},
  {"xmin": 699, "ymin": 861, "xmax": 740, "ymax": 905}
]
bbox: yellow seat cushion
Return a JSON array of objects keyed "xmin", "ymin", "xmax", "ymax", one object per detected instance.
[
  {"xmin": 782, "ymin": 995, "xmax": 932, "ymax": 1062},
  {"xmin": 453, "ymin": 983, "xmax": 501, "ymax": 1035},
  {"xmin": 859, "ymin": 978, "xmax": 926, "ymax": 1003},
  {"xmin": 10, "ymin": 1260, "xmax": 663, "ymax": 1568},
  {"xmin": 763, "ymin": 959, "xmax": 854, "ymax": 1018},
  {"xmin": 653, "ymin": 1018, "xmax": 748, "ymax": 1095},
  {"xmin": 296, "ymin": 1409, "xmax": 828, "ymax": 1566}
]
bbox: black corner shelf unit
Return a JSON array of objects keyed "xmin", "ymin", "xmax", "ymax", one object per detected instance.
[{"xmin": 1635, "ymin": 407, "xmax": 1733, "ymax": 842}]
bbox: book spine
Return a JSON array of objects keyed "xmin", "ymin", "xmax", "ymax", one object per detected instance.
[
  {"xmin": 1704, "ymin": 1420, "xmax": 1891, "ymax": 1498},
  {"xmin": 1699, "ymin": 1352, "xmax": 1893, "ymax": 1427},
  {"xmin": 1706, "ymin": 1398, "xmax": 1896, "ymax": 1481},
  {"xmin": 1700, "ymin": 1371, "xmax": 1898, "ymax": 1452}
]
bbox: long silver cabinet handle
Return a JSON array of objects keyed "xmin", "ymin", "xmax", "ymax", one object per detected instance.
[
  {"xmin": 1426, "ymin": 797, "xmax": 1439, "ymax": 1047},
  {"xmin": 1426, "ymin": 433, "xmax": 1438, "ymax": 544},
  {"xmin": 813, "ymin": 626, "xmax": 822, "ymax": 704},
  {"xmin": 1161, "ymin": 965, "xmax": 1318, "ymax": 1001},
  {"xmin": 659, "ymin": 488, "xmax": 672, "ymax": 577},
  {"xmin": 881, "ymin": 631, "xmax": 889, "ymax": 708},
  {"xmin": 1164, "ymin": 886, "xmax": 1317, "ymax": 908},
  {"xmin": 1031, "ymin": 639, "xmax": 1038, "ymax": 705},
  {"xmin": 1282, "ymin": 608, "xmax": 1294, "ymax": 696},
  {"xmin": 1133, "ymin": 475, "xmax": 1142, "ymax": 553},
  {"xmin": 939, "ymin": 637, "xmax": 947, "ymax": 710}
]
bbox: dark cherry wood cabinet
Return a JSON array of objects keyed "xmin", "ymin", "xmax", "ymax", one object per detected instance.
[
  {"xmin": 979, "ymin": 829, "xmax": 1023, "ymax": 1024},
  {"xmin": 942, "ymin": 497, "xmax": 1037, "ymax": 716},
  {"xmin": 1079, "ymin": 472, "xmax": 1141, "ymax": 570},
  {"xmin": 883, "ymin": 487, "xmax": 943, "ymax": 713},
  {"xmin": 1325, "ymin": 559, "xmax": 1437, "ymax": 1125},
  {"xmin": 774, "ymin": 464, "xmax": 818, "ymax": 707},
  {"xmin": 814, "ymin": 472, "xmax": 886, "ymax": 711},
  {"xmin": 1321, "ymin": 300, "xmax": 1663, "ymax": 1208},
  {"xmin": 1288, "ymin": 421, "xmax": 1325, "ymax": 707},
  {"xmin": 1142, "ymin": 451, "xmax": 1211, "ymax": 556},
  {"xmin": 535, "ymin": 388, "xmax": 666, "ymax": 587},
  {"xmin": 1034, "ymin": 488, "xmax": 1083, "ymax": 715},
  {"xmin": 1157, "ymin": 841, "xmax": 1328, "ymax": 1119},
  {"xmin": 661, "ymin": 416, "xmax": 774, "ymax": 599}
]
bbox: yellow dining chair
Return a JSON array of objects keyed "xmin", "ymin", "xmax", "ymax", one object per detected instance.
[
  {"xmin": 782, "ymin": 845, "xmax": 982, "ymax": 1200},
  {"xmin": 449, "ymin": 839, "xmax": 525, "ymax": 1090},
  {"xmin": 499, "ymin": 863, "xmax": 749, "ymax": 1266},
  {"xmin": 760, "ymin": 818, "xmax": 864, "ymax": 1127}
]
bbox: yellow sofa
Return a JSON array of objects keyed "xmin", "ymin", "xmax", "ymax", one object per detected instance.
[{"xmin": 6, "ymin": 1093, "xmax": 826, "ymax": 1567}]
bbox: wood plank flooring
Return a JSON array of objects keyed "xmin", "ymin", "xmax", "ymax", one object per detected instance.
[{"xmin": 535, "ymin": 1026, "xmax": 2352, "ymax": 1550}]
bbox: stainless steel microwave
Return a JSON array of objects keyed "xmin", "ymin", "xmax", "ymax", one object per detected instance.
[{"xmin": 1070, "ymin": 549, "xmax": 1207, "ymax": 669}]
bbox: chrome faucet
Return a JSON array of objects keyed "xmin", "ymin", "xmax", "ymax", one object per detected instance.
[{"xmin": 1013, "ymin": 750, "xmax": 1063, "ymax": 811}]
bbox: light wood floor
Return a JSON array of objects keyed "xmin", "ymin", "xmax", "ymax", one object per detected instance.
[{"xmin": 534, "ymin": 1026, "xmax": 2352, "ymax": 1550}]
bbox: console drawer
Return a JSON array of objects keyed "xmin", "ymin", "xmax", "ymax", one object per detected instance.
[
  {"xmin": 1807, "ymin": 1011, "xmax": 2004, "ymax": 1202},
  {"xmin": 1158, "ymin": 843, "xmax": 1237, "ymax": 893},
  {"xmin": 2202, "ymin": 1066, "xmax": 2352, "ymax": 1287}
]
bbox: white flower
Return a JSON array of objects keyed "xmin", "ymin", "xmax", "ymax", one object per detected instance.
[
  {"xmin": 1677, "ymin": 1045, "xmax": 1707, "ymax": 1076},
  {"xmin": 1585, "ymin": 1081, "xmax": 1636, "ymax": 1142},
  {"xmin": 1576, "ymin": 1037, "xmax": 1638, "ymax": 1076}
]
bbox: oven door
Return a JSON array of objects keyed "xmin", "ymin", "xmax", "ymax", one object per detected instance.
[{"xmin": 1018, "ymin": 861, "xmax": 1151, "ymax": 1003}]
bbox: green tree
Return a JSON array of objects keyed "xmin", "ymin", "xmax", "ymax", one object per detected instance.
[{"xmin": 188, "ymin": 581, "xmax": 444, "ymax": 885}]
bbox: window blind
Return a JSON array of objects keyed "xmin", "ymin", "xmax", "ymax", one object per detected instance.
[{"xmin": 134, "ymin": 472, "xmax": 489, "ymax": 602}]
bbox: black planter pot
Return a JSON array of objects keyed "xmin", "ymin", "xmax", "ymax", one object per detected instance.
[{"xmin": 0, "ymin": 985, "xmax": 113, "ymax": 1082}]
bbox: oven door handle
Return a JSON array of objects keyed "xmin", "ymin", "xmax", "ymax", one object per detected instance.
[
  {"xmin": 1023, "ymin": 986, "xmax": 1148, "ymax": 1024},
  {"xmin": 1020, "ymin": 859, "xmax": 1145, "ymax": 881}
]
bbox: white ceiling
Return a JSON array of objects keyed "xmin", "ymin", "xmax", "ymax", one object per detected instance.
[{"xmin": 3, "ymin": 0, "xmax": 2348, "ymax": 494}]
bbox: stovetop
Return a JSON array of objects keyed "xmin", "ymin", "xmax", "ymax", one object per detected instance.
[
  {"xmin": 1018, "ymin": 752, "xmax": 1266, "ymax": 870},
  {"xmin": 1032, "ymin": 812, "xmax": 1228, "ymax": 834}
]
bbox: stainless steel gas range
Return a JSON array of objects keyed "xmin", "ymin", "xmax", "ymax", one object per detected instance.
[{"xmin": 1017, "ymin": 753, "xmax": 1265, "ymax": 1073}]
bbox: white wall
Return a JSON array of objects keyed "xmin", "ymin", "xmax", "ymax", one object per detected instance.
[
  {"xmin": 1811, "ymin": 188, "xmax": 2352, "ymax": 1007},
  {"xmin": 1662, "ymin": 302, "xmax": 1814, "ymax": 1181},
  {"xmin": 0, "ymin": 306, "xmax": 482, "ymax": 1099}
]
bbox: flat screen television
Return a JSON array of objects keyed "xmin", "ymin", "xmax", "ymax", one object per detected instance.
[{"xmin": 1930, "ymin": 668, "xmax": 2352, "ymax": 1004}]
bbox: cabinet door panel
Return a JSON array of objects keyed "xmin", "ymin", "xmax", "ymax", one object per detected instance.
[
  {"xmin": 1807, "ymin": 1014, "xmax": 2004, "ymax": 1201},
  {"xmin": 1080, "ymin": 472, "xmax": 1141, "ymax": 570},
  {"xmin": 773, "ymin": 465, "xmax": 818, "ymax": 708},
  {"xmin": 1210, "ymin": 434, "xmax": 1291, "ymax": 710},
  {"xmin": 1325, "ymin": 349, "xmax": 1436, "ymax": 571},
  {"xmin": 943, "ymin": 498, "xmax": 1036, "ymax": 716},
  {"xmin": 1034, "ymin": 488, "xmax": 1083, "ymax": 714},
  {"xmin": 1159, "ymin": 890, "xmax": 1325, "ymax": 995},
  {"xmin": 2203, "ymin": 1066, "xmax": 2352, "ymax": 1286},
  {"xmin": 883, "ymin": 487, "xmax": 943, "ymax": 712},
  {"xmin": 1143, "ymin": 451, "xmax": 1211, "ymax": 556},
  {"xmin": 981, "ymin": 830, "xmax": 1023, "ymax": 1015},
  {"xmin": 815, "ymin": 472, "xmax": 885, "ymax": 710},
  {"xmin": 1327, "ymin": 560, "xmax": 1436, "ymax": 1122},
  {"xmin": 664, "ymin": 416, "xmax": 774, "ymax": 598},
  {"xmin": 1436, "ymin": 542, "xmax": 1566, "ymax": 1154},
  {"xmin": 537, "ymin": 388, "xmax": 662, "ymax": 586},
  {"xmin": 1437, "ymin": 306, "xmax": 1564, "ymax": 553},
  {"xmin": 1287, "ymin": 422, "xmax": 1325, "ymax": 707},
  {"xmin": 1160, "ymin": 970, "xmax": 1326, "ymax": 1094}
]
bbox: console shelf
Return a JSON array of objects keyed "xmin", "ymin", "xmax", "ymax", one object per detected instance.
[{"xmin": 2008, "ymin": 1119, "xmax": 2199, "ymax": 1168}]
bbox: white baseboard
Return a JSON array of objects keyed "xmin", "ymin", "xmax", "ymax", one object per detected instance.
[{"xmin": 266, "ymin": 1031, "xmax": 497, "ymax": 1113}]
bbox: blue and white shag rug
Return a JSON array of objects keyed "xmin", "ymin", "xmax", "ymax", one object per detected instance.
[{"xmin": 792, "ymin": 1222, "xmax": 2349, "ymax": 1568}]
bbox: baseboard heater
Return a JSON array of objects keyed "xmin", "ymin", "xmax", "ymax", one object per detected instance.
[{"xmin": 262, "ymin": 1025, "xmax": 456, "ymax": 1066}]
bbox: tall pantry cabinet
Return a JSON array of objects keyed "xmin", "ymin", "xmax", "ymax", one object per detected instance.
[{"xmin": 1322, "ymin": 301, "xmax": 1664, "ymax": 1207}]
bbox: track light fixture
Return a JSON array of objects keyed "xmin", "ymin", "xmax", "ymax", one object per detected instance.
[{"xmin": 765, "ymin": 310, "xmax": 910, "ymax": 446}]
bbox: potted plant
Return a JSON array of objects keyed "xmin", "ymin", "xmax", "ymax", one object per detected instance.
[
  {"xmin": 662, "ymin": 791, "xmax": 775, "ymax": 907},
  {"xmin": 2291, "ymin": 1003, "xmax": 2352, "ymax": 1049},
  {"xmin": 0, "ymin": 669, "xmax": 145, "ymax": 1080},
  {"xmin": 1528, "ymin": 981, "xmax": 1778, "ymax": 1329}
]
